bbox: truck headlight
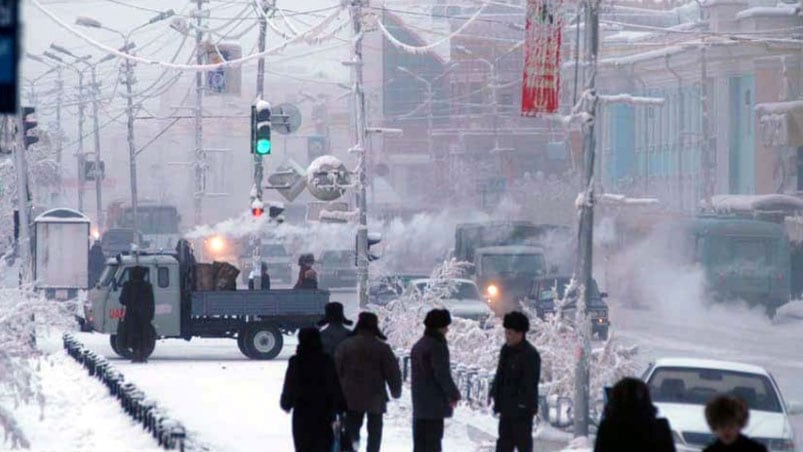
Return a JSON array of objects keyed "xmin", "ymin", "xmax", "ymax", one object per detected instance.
[{"xmin": 486, "ymin": 284, "xmax": 499, "ymax": 299}]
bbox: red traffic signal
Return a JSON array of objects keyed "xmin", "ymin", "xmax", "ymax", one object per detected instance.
[{"xmin": 252, "ymin": 207, "xmax": 264, "ymax": 217}]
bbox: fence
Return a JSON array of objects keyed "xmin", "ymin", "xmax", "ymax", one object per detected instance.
[{"xmin": 62, "ymin": 333, "xmax": 189, "ymax": 451}]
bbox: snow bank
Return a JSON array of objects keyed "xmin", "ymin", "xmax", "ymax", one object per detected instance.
[
  {"xmin": 755, "ymin": 99, "xmax": 803, "ymax": 115},
  {"xmin": 736, "ymin": 4, "xmax": 799, "ymax": 19}
]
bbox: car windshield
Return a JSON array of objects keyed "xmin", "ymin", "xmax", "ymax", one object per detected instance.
[
  {"xmin": 322, "ymin": 251, "xmax": 353, "ymax": 266},
  {"xmin": 414, "ymin": 281, "xmax": 481, "ymax": 301},
  {"xmin": 534, "ymin": 278, "xmax": 602, "ymax": 303},
  {"xmin": 102, "ymin": 230, "xmax": 135, "ymax": 246},
  {"xmin": 98, "ymin": 265, "xmax": 118, "ymax": 287},
  {"xmin": 261, "ymin": 244, "xmax": 288, "ymax": 257},
  {"xmin": 481, "ymin": 254, "xmax": 545, "ymax": 275},
  {"xmin": 648, "ymin": 367, "xmax": 782, "ymax": 412}
]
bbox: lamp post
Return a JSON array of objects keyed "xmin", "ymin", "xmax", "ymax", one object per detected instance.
[{"xmin": 76, "ymin": 10, "xmax": 175, "ymax": 246}]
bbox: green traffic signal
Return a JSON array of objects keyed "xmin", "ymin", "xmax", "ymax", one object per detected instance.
[{"xmin": 256, "ymin": 139, "xmax": 271, "ymax": 155}]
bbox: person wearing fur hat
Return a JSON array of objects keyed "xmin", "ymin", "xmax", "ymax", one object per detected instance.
[
  {"xmin": 410, "ymin": 308, "xmax": 461, "ymax": 452},
  {"xmin": 335, "ymin": 312, "xmax": 402, "ymax": 452},
  {"xmin": 491, "ymin": 311, "xmax": 542, "ymax": 452},
  {"xmin": 318, "ymin": 302, "xmax": 353, "ymax": 357},
  {"xmin": 280, "ymin": 327, "xmax": 344, "ymax": 452}
]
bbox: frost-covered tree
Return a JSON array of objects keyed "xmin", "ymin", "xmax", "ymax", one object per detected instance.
[{"xmin": 0, "ymin": 285, "xmax": 74, "ymax": 449}]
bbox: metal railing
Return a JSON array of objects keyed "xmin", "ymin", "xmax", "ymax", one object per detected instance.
[{"xmin": 63, "ymin": 333, "xmax": 188, "ymax": 451}]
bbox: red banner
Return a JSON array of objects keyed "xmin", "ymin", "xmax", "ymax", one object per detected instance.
[{"xmin": 521, "ymin": 0, "xmax": 563, "ymax": 115}]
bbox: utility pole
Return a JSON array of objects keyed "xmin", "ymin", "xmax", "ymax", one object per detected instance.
[
  {"xmin": 14, "ymin": 111, "xmax": 33, "ymax": 284},
  {"xmin": 90, "ymin": 65, "xmax": 104, "ymax": 231},
  {"xmin": 573, "ymin": 0, "xmax": 599, "ymax": 438},
  {"xmin": 348, "ymin": 0, "xmax": 370, "ymax": 308},
  {"xmin": 76, "ymin": 70, "xmax": 86, "ymax": 212},
  {"xmin": 193, "ymin": 0, "xmax": 206, "ymax": 226},
  {"xmin": 54, "ymin": 67, "xmax": 64, "ymax": 165},
  {"xmin": 122, "ymin": 45, "xmax": 140, "ymax": 248}
]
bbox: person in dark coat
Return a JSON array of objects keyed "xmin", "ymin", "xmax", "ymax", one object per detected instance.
[
  {"xmin": 594, "ymin": 377, "xmax": 676, "ymax": 452},
  {"xmin": 280, "ymin": 327, "xmax": 344, "ymax": 452},
  {"xmin": 118, "ymin": 266, "xmax": 155, "ymax": 363},
  {"xmin": 491, "ymin": 311, "xmax": 541, "ymax": 452},
  {"xmin": 294, "ymin": 253, "xmax": 317, "ymax": 289},
  {"xmin": 318, "ymin": 302, "xmax": 353, "ymax": 357},
  {"xmin": 88, "ymin": 240, "xmax": 106, "ymax": 288},
  {"xmin": 335, "ymin": 312, "xmax": 402, "ymax": 452},
  {"xmin": 410, "ymin": 309, "xmax": 461, "ymax": 452},
  {"xmin": 703, "ymin": 395, "xmax": 767, "ymax": 452},
  {"xmin": 247, "ymin": 262, "xmax": 271, "ymax": 290}
]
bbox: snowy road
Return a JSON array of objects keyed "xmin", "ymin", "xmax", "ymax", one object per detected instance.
[{"xmin": 612, "ymin": 298, "xmax": 803, "ymax": 446}]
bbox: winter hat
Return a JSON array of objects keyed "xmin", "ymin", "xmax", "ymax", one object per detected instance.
[
  {"xmin": 298, "ymin": 253, "xmax": 315, "ymax": 266},
  {"xmin": 353, "ymin": 312, "xmax": 387, "ymax": 340},
  {"xmin": 424, "ymin": 309, "xmax": 452, "ymax": 329},
  {"xmin": 130, "ymin": 266, "xmax": 147, "ymax": 281},
  {"xmin": 317, "ymin": 302, "xmax": 353, "ymax": 326},
  {"xmin": 503, "ymin": 311, "xmax": 530, "ymax": 333},
  {"xmin": 297, "ymin": 327, "xmax": 323, "ymax": 355}
]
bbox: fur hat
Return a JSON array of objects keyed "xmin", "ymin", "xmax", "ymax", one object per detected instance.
[
  {"xmin": 353, "ymin": 312, "xmax": 386, "ymax": 340},
  {"xmin": 503, "ymin": 311, "xmax": 530, "ymax": 333},
  {"xmin": 424, "ymin": 309, "xmax": 452, "ymax": 329},
  {"xmin": 317, "ymin": 302, "xmax": 353, "ymax": 326}
]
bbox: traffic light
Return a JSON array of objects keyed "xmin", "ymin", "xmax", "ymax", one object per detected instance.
[
  {"xmin": 21, "ymin": 106, "xmax": 38, "ymax": 149},
  {"xmin": 251, "ymin": 198, "xmax": 264, "ymax": 217},
  {"xmin": 367, "ymin": 232, "xmax": 382, "ymax": 261},
  {"xmin": 251, "ymin": 100, "xmax": 271, "ymax": 155}
]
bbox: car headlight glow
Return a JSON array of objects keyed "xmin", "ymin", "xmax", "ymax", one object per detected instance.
[{"xmin": 486, "ymin": 284, "xmax": 499, "ymax": 298}]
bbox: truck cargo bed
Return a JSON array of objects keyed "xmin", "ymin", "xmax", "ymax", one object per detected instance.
[{"xmin": 190, "ymin": 289, "xmax": 329, "ymax": 317}]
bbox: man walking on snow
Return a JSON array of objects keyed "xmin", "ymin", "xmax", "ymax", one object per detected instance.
[
  {"xmin": 491, "ymin": 311, "xmax": 541, "ymax": 452},
  {"xmin": 119, "ymin": 266, "xmax": 155, "ymax": 363}
]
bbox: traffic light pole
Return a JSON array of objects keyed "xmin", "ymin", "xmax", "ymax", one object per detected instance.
[
  {"xmin": 14, "ymin": 110, "xmax": 33, "ymax": 284},
  {"xmin": 349, "ymin": 0, "xmax": 370, "ymax": 308}
]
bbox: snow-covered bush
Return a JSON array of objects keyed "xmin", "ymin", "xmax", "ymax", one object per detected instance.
[
  {"xmin": 375, "ymin": 260, "xmax": 639, "ymax": 406},
  {"xmin": 0, "ymin": 284, "xmax": 75, "ymax": 449}
]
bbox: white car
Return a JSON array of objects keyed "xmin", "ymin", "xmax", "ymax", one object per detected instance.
[
  {"xmin": 642, "ymin": 358, "xmax": 798, "ymax": 452},
  {"xmin": 404, "ymin": 278, "xmax": 494, "ymax": 322}
]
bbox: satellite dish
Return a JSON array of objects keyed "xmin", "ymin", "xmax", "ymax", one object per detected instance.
[{"xmin": 307, "ymin": 155, "xmax": 351, "ymax": 201}]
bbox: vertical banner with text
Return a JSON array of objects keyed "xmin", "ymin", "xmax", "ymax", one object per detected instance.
[{"xmin": 521, "ymin": 0, "xmax": 563, "ymax": 115}]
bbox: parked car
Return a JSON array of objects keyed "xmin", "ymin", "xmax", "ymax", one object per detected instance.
[
  {"xmin": 369, "ymin": 273, "xmax": 429, "ymax": 306},
  {"xmin": 643, "ymin": 358, "xmax": 798, "ymax": 452},
  {"xmin": 403, "ymin": 278, "xmax": 493, "ymax": 323},
  {"xmin": 525, "ymin": 275, "xmax": 610, "ymax": 339},
  {"xmin": 318, "ymin": 250, "xmax": 357, "ymax": 289}
]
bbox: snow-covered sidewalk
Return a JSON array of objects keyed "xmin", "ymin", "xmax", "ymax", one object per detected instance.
[{"xmin": 12, "ymin": 351, "xmax": 163, "ymax": 452}]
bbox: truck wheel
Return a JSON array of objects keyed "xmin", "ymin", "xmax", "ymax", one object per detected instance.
[
  {"xmin": 243, "ymin": 324, "xmax": 283, "ymax": 360},
  {"xmin": 237, "ymin": 333, "xmax": 250, "ymax": 357},
  {"xmin": 110, "ymin": 334, "xmax": 133, "ymax": 359}
]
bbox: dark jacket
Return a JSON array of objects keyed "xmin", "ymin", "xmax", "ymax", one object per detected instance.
[
  {"xmin": 410, "ymin": 329, "xmax": 461, "ymax": 420},
  {"xmin": 88, "ymin": 243, "xmax": 105, "ymax": 288},
  {"xmin": 247, "ymin": 272, "xmax": 271, "ymax": 290},
  {"xmin": 119, "ymin": 271, "xmax": 155, "ymax": 325},
  {"xmin": 703, "ymin": 435, "xmax": 768, "ymax": 452},
  {"xmin": 280, "ymin": 351, "xmax": 343, "ymax": 420},
  {"xmin": 491, "ymin": 339, "xmax": 541, "ymax": 418},
  {"xmin": 320, "ymin": 322, "xmax": 351, "ymax": 357},
  {"xmin": 334, "ymin": 331, "xmax": 402, "ymax": 414},
  {"xmin": 594, "ymin": 417, "xmax": 676, "ymax": 452}
]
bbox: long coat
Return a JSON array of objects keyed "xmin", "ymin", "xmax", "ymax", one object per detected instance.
[
  {"xmin": 410, "ymin": 329, "xmax": 461, "ymax": 420},
  {"xmin": 320, "ymin": 322, "xmax": 351, "ymax": 357},
  {"xmin": 334, "ymin": 331, "xmax": 402, "ymax": 414},
  {"xmin": 119, "ymin": 277, "xmax": 155, "ymax": 326},
  {"xmin": 491, "ymin": 339, "xmax": 541, "ymax": 418},
  {"xmin": 88, "ymin": 243, "xmax": 106, "ymax": 288},
  {"xmin": 594, "ymin": 417, "xmax": 676, "ymax": 452},
  {"xmin": 280, "ymin": 351, "xmax": 343, "ymax": 452}
]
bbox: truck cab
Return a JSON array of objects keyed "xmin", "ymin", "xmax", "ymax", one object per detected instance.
[{"xmin": 474, "ymin": 245, "xmax": 547, "ymax": 314}]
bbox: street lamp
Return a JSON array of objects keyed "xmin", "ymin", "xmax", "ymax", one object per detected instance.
[{"xmin": 76, "ymin": 10, "xmax": 175, "ymax": 248}]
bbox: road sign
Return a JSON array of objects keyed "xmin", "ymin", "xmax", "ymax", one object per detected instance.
[
  {"xmin": 83, "ymin": 160, "xmax": 105, "ymax": 181},
  {"xmin": 272, "ymin": 103, "xmax": 301, "ymax": 135},
  {"xmin": 307, "ymin": 135, "xmax": 327, "ymax": 163},
  {"xmin": 267, "ymin": 159, "xmax": 306, "ymax": 202}
]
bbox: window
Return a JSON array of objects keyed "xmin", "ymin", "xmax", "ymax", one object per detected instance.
[
  {"xmin": 157, "ymin": 267, "xmax": 169, "ymax": 288},
  {"xmin": 117, "ymin": 267, "xmax": 150, "ymax": 286}
]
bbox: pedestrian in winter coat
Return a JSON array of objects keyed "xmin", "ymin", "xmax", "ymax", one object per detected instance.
[
  {"xmin": 119, "ymin": 266, "xmax": 155, "ymax": 363},
  {"xmin": 491, "ymin": 311, "xmax": 541, "ymax": 452},
  {"xmin": 318, "ymin": 302, "xmax": 353, "ymax": 357},
  {"xmin": 294, "ymin": 254, "xmax": 318, "ymax": 289},
  {"xmin": 280, "ymin": 327, "xmax": 345, "ymax": 452},
  {"xmin": 410, "ymin": 309, "xmax": 461, "ymax": 452},
  {"xmin": 335, "ymin": 312, "xmax": 402, "ymax": 452},
  {"xmin": 88, "ymin": 241, "xmax": 106, "ymax": 288},
  {"xmin": 247, "ymin": 262, "xmax": 271, "ymax": 290},
  {"xmin": 703, "ymin": 395, "xmax": 767, "ymax": 452},
  {"xmin": 594, "ymin": 377, "xmax": 676, "ymax": 452}
]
